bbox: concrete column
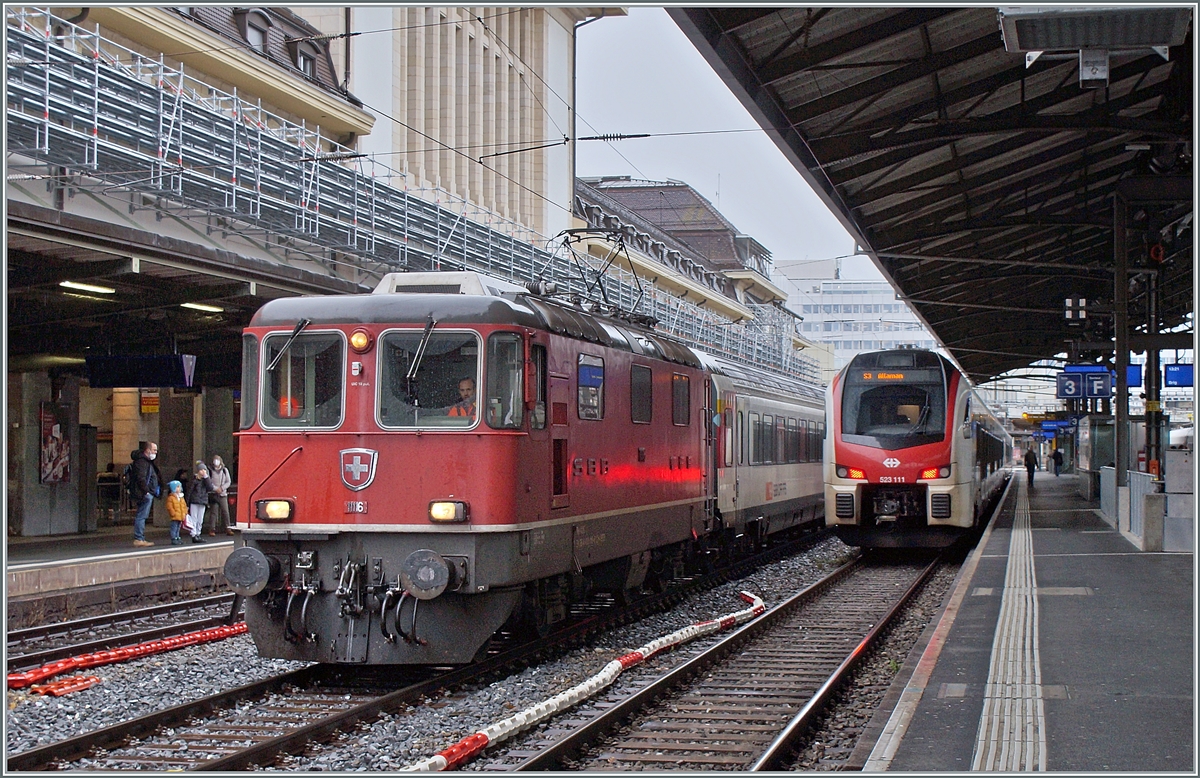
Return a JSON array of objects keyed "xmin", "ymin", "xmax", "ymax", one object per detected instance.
[
  {"xmin": 10, "ymin": 372, "xmax": 82, "ymax": 536},
  {"xmin": 112, "ymin": 387, "xmax": 142, "ymax": 472},
  {"xmin": 1141, "ymin": 492, "xmax": 1165, "ymax": 552}
]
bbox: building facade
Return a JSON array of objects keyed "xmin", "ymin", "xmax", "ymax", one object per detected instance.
[{"xmin": 789, "ymin": 280, "xmax": 938, "ymax": 383}]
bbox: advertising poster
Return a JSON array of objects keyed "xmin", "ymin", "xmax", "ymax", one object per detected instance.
[{"xmin": 40, "ymin": 402, "xmax": 70, "ymax": 483}]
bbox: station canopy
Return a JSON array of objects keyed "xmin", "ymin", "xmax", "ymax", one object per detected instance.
[{"xmin": 671, "ymin": 7, "xmax": 1193, "ymax": 383}]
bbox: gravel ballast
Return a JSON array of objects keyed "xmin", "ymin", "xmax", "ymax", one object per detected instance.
[{"xmin": 6, "ymin": 536, "xmax": 858, "ymax": 769}]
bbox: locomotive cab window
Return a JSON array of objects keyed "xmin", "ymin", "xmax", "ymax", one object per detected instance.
[
  {"xmin": 631, "ymin": 365, "xmax": 652, "ymax": 424},
  {"xmin": 672, "ymin": 374, "xmax": 690, "ymax": 426},
  {"xmin": 379, "ymin": 330, "xmax": 480, "ymax": 428},
  {"xmin": 485, "ymin": 332, "xmax": 523, "ymax": 429},
  {"xmin": 577, "ymin": 354, "xmax": 604, "ymax": 420},
  {"xmin": 262, "ymin": 332, "xmax": 344, "ymax": 428},
  {"xmin": 240, "ymin": 333, "xmax": 259, "ymax": 430}
]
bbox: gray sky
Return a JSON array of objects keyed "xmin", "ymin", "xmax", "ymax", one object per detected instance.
[{"xmin": 574, "ymin": 7, "xmax": 886, "ymax": 291}]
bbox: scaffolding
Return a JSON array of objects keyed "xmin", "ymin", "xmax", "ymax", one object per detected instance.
[{"xmin": 6, "ymin": 8, "xmax": 821, "ymax": 384}]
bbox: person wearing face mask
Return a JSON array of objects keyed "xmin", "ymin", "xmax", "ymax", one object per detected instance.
[
  {"xmin": 206, "ymin": 454, "xmax": 233, "ymax": 536},
  {"xmin": 130, "ymin": 441, "xmax": 162, "ymax": 547}
]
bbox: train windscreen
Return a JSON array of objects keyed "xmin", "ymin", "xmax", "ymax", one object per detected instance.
[
  {"xmin": 841, "ymin": 353, "xmax": 947, "ymax": 449},
  {"xmin": 261, "ymin": 332, "xmax": 345, "ymax": 428},
  {"xmin": 379, "ymin": 330, "xmax": 480, "ymax": 428}
]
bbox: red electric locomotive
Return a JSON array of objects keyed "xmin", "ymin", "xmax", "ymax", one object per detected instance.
[
  {"xmin": 225, "ymin": 271, "xmax": 824, "ymax": 665},
  {"xmin": 824, "ymin": 348, "xmax": 1011, "ymax": 547}
]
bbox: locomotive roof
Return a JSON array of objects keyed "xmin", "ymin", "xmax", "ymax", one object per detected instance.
[{"xmin": 248, "ymin": 290, "xmax": 705, "ymax": 369}]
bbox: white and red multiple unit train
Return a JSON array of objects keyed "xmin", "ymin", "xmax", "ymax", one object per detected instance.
[
  {"xmin": 824, "ymin": 348, "xmax": 1011, "ymax": 547},
  {"xmin": 224, "ymin": 271, "xmax": 825, "ymax": 665}
]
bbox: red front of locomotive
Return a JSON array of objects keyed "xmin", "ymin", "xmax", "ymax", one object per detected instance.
[
  {"xmin": 225, "ymin": 289, "xmax": 709, "ymax": 664},
  {"xmin": 824, "ymin": 349, "xmax": 969, "ymax": 547}
]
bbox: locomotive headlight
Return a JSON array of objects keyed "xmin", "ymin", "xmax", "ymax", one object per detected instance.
[
  {"xmin": 921, "ymin": 465, "xmax": 952, "ymax": 479},
  {"xmin": 836, "ymin": 465, "xmax": 866, "ymax": 480},
  {"xmin": 429, "ymin": 500, "xmax": 468, "ymax": 523},
  {"xmin": 256, "ymin": 499, "xmax": 294, "ymax": 521},
  {"xmin": 349, "ymin": 328, "xmax": 373, "ymax": 353}
]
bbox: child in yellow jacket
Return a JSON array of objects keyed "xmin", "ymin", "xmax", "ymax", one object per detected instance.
[{"xmin": 165, "ymin": 480, "xmax": 187, "ymax": 546}]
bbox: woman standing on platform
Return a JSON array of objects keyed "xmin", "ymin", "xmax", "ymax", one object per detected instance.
[{"xmin": 207, "ymin": 455, "xmax": 233, "ymax": 536}]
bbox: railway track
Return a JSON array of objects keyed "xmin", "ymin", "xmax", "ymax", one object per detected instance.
[
  {"xmin": 7, "ymin": 594, "xmax": 241, "ymax": 673},
  {"xmin": 9, "ymin": 529, "xmax": 834, "ymax": 771},
  {"xmin": 503, "ymin": 553, "xmax": 939, "ymax": 771}
]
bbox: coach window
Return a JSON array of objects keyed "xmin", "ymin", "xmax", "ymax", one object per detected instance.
[
  {"xmin": 762, "ymin": 415, "xmax": 774, "ymax": 464},
  {"xmin": 672, "ymin": 374, "xmax": 690, "ymax": 426},
  {"xmin": 578, "ymin": 354, "xmax": 604, "ymax": 420},
  {"xmin": 787, "ymin": 418, "xmax": 798, "ymax": 463},
  {"xmin": 776, "ymin": 417, "xmax": 787, "ymax": 463},
  {"xmin": 748, "ymin": 412, "xmax": 760, "ymax": 464},
  {"xmin": 738, "ymin": 411, "xmax": 746, "ymax": 465},
  {"xmin": 378, "ymin": 330, "xmax": 479, "ymax": 428},
  {"xmin": 262, "ymin": 332, "xmax": 344, "ymax": 428},
  {"xmin": 485, "ymin": 332, "xmax": 523, "ymax": 429},
  {"xmin": 240, "ymin": 334, "xmax": 259, "ymax": 429},
  {"xmin": 723, "ymin": 408, "xmax": 734, "ymax": 467},
  {"xmin": 631, "ymin": 365, "xmax": 653, "ymax": 423}
]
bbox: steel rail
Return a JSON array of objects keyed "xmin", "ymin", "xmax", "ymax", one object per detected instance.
[
  {"xmin": 9, "ymin": 528, "xmax": 830, "ymax": 772},
  {"xmin": 8, "ymin": 593, "xmax": 235, "ymax": 642},
  {"xmin": 5, "ymin": 666, "xmax": 327, "ymax": 771},
  {"xmin": 7, "ymin": 614, "xmax": 243, "ymax": 673},
  {"xmin": 513, "ymin": 555, "xmax": 865, "ymax": 771},
  {"xmin": 750, "ymin": 554, "xmax": 940, "ymax": 770},
  {"xmin": 193, "ymin": 528, "xmax": 834, "ymax": 771}
]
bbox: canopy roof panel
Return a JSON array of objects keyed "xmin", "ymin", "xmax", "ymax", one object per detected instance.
[{"xmin": 671, "ymin": 7, "xmax": 1193, "ymax": 382}]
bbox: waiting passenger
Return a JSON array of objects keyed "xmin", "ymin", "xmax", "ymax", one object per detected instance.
[{"xmin": 447, "ymin": 378, "xmax": 477, "ymax": 419}]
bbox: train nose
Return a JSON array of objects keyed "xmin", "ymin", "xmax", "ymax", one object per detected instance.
[
  {"xmin": 224, "ymin": 547, "xmax": 278, "ymax": 596},
  {"xmin": 401, "ymin": 549, "xmax": 452, "ymax": 599}
]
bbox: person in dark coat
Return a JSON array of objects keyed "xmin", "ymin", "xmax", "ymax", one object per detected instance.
[
  {"xmin": 186, "ymin": 461, "xmax": 214, "ymax": 543},
  {"xmin": 130, "ymin": 442, "xmax": 162, "ymax": 547},
  {"xmin": 1051, "ymin": 448, "xmax": 1064, "ymax": 476},
  {"xmin": 1024, "ymin": 448, "xmax": 1039, "ymax": 487}
]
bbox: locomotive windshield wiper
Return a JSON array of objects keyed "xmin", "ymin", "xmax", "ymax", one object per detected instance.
[
  {"xmin": 405, "ymin": 317, "xmax": 438, "ymax": 403},
  {"xmin": 266, "ymin": 317, "xmax": 313, "ymax": 372}
]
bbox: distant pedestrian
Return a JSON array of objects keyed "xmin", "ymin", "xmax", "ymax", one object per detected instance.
[
  {"xmin": 129, "ymin": 442, "xmax": 162, "ymax": 547},
  {"xmin": 207, "ymin": 455, "xmax": 233, "ymax": 536},
  {"xmin": 165, "ymin": 480, "xmax": 187, "ymax": 546},
  {"xmin": 1051, "ymin": 448, "xmax": 1064, "ymax": 477},
  {"xmin": 1024, "ymin": 448, "xmax": 1039, "ymax": 487},
  {"xmin": 186, "ymin": 461, "xmax": 215, "ymax": 543}
]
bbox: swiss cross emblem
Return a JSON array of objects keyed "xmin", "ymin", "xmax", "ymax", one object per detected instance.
[
  {"xmin": 340, "ymin": 448, "xmax": 378, "ymax": 491},
  {"xmin": 883, "ymin": 458, "xmax": 901, "ymax": 468}
]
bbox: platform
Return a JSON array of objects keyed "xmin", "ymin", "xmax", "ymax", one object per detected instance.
[
  {"xmin": 6, "ymin": 522, "xmax": 234, "ymax": 599},
  {"xmin": 863, "ymin": 472, "xmax": 1194, "ymax": 772}
]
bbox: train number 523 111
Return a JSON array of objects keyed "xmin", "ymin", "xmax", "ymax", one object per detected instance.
[{"xmin": 877, "ymin": 476, "xmax": 906, "ymax": 484}]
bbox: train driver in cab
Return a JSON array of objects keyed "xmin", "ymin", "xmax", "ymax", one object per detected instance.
[{"xmin": 448, "ymin": 377, "xmax": 477, "ymax": 419}]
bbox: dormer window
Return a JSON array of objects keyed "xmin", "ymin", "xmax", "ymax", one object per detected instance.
[
  {"xmin": 234, "ymin": 9, "xmax": 273, "ymax": 54},
  {"xmin": 287, "ymin": 38, "xmax": 323, "ymax": 80},
  {"xmin": 298, "ymin": 50, "xmax": 315, "ymax": 77},
  {"xmin": 246, "ymin": 24, "xmax": 266, "ymax": 52}
]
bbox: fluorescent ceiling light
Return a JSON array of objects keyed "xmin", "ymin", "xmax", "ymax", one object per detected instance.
[
  {"xmin": 60, "ymin": 280, "xmax": 115, "ymax": 294},
  {"xmin": 181, "ymin": 302, "xmax": 224, "ymax": 312}
]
